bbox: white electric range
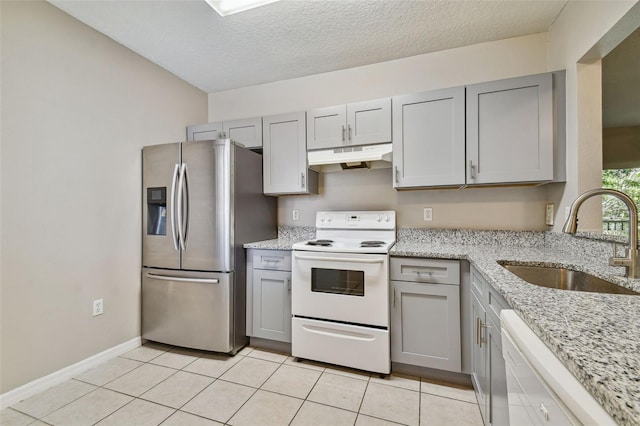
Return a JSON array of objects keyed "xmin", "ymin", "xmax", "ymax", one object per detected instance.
[{"xmin": 291, "ymin": 211, "xmax": 396, "ymax": 375}]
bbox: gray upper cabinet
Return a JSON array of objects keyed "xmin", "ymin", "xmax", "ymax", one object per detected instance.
[
  {"xmin": 306, "ymin": 98, "xmax": 391, "ymax": 150},
  {"xmin": 187, "ymin": 122, "xmax": 223, "ymax": 141},
  {"xmin": 392, "ymin": 87, "xmax": 466, "ymax": 189},
  {"xmin": 186, "ymin": 117, "xmax": 263, "ymax": 149},
  {"xmin": 263, "ymin": 111, "xmax": 318, "ymax": 195},
  {"xmin": 466, "ymin": 73, "xmax": 554, "ymax": 185}
]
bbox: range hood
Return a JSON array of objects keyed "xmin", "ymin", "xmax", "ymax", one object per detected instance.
[{"xmin": 308, "ymin": 143, "xmax": 393, "ymax": 172}]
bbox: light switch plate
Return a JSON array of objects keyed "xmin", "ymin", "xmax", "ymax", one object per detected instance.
[
  {"xmin": 292, "ymin": 209, "xmax": 300, "ymax": 221},
  {"xmin": 545, "ymin": 204, "xmax": 554, "ymax": 226}
]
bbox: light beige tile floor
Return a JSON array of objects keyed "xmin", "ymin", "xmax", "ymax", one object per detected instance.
[{"xmin": 1, "ymin": 343, "xmax": 483, "ymax": 426}]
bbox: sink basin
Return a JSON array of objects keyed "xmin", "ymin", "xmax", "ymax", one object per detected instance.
[{"xmin": 499, "ymin": 263, "xmax": 639, "ymax": 295}]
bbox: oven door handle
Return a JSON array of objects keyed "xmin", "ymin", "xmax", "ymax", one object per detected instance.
[
  {"xmin": 301, "ymin": 324, "xmax": 376, "ymax": 341},
  {"xmin": 293, "ymin": 254, "xmax": 384, "ymax": 264}
]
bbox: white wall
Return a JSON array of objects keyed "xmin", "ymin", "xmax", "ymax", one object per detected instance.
[
  {"xmin": 209, "ymin": 34, "xmax": 551, "ymax": 229},
  {"xmin": 547, "ymin": 1, "xmax": 639, "ymax": 231},
  {"xmin": 0, "ymin": 1, "xmax": 207, "ymax": 393}
]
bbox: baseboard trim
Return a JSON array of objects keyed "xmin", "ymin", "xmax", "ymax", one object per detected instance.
[{"xmin": 0, "ymin": 336, "xmax": 141, "ymax": 410}]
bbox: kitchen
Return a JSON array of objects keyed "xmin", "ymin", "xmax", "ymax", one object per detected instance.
[{"xmin": 2, "ymin": 0, "xmax": 639, "ymax": 425}]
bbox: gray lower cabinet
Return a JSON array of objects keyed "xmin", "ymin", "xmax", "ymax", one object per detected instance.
[
  {"xmin": 246, "ymin": 249, "xmax": 292, "ymax": 343},
  {"xmin": 390, "ymin": 257, "xmax": 461, "ymax": 372},
  {"xmin": 470, "ymin": 266, "xmax": 510, "ymax": 426}
]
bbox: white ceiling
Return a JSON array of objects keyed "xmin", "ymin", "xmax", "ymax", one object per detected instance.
[{"xmin": 49, "ymin": 0, "xmax": 569, "ymax": 93}]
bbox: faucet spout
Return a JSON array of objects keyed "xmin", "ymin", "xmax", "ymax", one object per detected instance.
[{"xmin": 562, "ymin": 188, "xmax": 639, "ymax": 278}]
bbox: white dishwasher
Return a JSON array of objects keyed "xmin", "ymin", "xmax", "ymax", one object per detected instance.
[{"xmin": 500, "ymin": 310, "xmax": 615, "ymax": 425}]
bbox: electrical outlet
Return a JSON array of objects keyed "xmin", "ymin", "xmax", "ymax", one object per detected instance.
[
  {"xmin": 545, "ymin": 204, "xmax": 554, "ymax": 226},
  {"xmin": 423, "ymin": 207, "xmax": 433, "ymax": 221},
  {"xmin": 93, "ymin": 299, "xmax": 104, "ymax": 316},
  {"xmin": 292, "ymin": 209, "xmax": 300, "ymax": 221}
]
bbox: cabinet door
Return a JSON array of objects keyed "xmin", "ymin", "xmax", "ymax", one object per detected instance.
[
  {"xmin": 471, "ymin": 293, "xmax": 489, "ymax": 424},
  {"xmin": 488, "ymin": 325, "xmax": 510, "ymax": 426},
  {"xmin": 252, "ymin": 269, "xmax": 291, "ymax": 342},
  {"xmin": 347, "ymin": 98, "xmax": 391, "ymax": 147},
  {"xmin": 223, "ymin": 117, "xmax": 263, "ymax": 149},
  {"xmin": 187, "ymin": 122, "xmax": 223, "ymax": 141},
  {"xmin": 306, "ymin": 105, "xmax": 346, "ymax": 150},
  {"xmin": 392, "ymin": 88, "xmax": 465, "ymax": 188},
  {"xmin": 263, "ymin": 111, "xmax": 310, "ymax": 195},
  {"xmin": 466, "ymin": 73, "xmax": 553, "ymax": 184},
  {"xmin": 390, "ymin": 281, "xmax": 461, "ymax": 372}
]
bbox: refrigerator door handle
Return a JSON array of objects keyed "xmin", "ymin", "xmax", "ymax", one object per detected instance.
[
  {"xmin": 183, "ymin": 162, "xmax": 190, "ymax": 248},
  {"xmin": 169, "ymin": 163, "xmax": 180, "ymax": 251},
  {"xmin": 145, "ymin": 273, "xmax": 219, "ymax": 284},
  {"xmin": 177, "ymin": 162, "xmax": 187, "ymax": 250}
]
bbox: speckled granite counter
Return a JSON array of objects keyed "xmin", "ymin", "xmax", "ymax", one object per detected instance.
[
  {"xmin": 245, "ymin": 226, "xmax": 640, "ymax": 424},
  {"xmin": 244, "ymin": 226, "xmax": 315, "ymax": 251},
  {"xmin": 392, "ymin": 232, "xmax": 640, "ymax": 426}
]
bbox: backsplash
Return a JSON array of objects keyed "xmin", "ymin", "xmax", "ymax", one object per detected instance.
[
  {"xmin": 396, "ymin": 228, "xmax": 546, "ymax": 247},
  {"xmin": 277, "ymin": 226, "xmax": 316, "ymax": 241},
  {"xmin": 544, "ymin": 232, "xmax": 623, "ymax": 259},
  {"xmin": 276, "ymin": 226, "xmax": 625, "ymax": 258}
]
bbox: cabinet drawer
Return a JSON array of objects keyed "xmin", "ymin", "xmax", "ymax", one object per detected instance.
[
  {"xmin": 390, "ymin": 257, "xmax": 459, "ymax": 284},
  {"xmin": 252, "ymin": 250, "xmax": 291, "ymax": 271}
]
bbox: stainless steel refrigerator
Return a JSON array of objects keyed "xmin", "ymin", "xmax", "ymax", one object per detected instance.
[{"xmin": 142, "ymin": 139, "xmax": 276, "ymax": 354}]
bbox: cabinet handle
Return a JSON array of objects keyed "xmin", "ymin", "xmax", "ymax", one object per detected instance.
[
  {"xmin": 348, "ymin": 124, "xmax": 352, "ymax": 143},
  {"xmin": 394, "ymin": 166, "xmax": 400, "ymax": 183},
  {"xmin": 469, "ymin": 160, "xmax": 476, "ymax": 179},
  {"xmin": 476, "ymin": 318, "xmax": 481, "ymax": 346},
  {"xmin": 393, "ymin": 287, "xmax": 396, "ymax": 307},
  {"xmin": 301, "ymin": 173, "xmax": 305, "ymax": 189},
  {"xmin": 479, "ymin": 321, "xmax": 490, "ymax": 348},
  {"xmin": 538, "ymin": 403, "xmax": 550, "ymax": 421},
  {"xmin": 342, "ymin": 125, "xmax": 346, "ymax": 142},
  {"xmin": 287, "ymin": 277, "xmax": 291, "ymax": 292}
]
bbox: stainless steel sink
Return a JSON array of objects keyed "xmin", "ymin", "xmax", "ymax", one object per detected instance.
[{"xmin": 499, "ymin": 263, "xmax": 639, "ymax": 295}]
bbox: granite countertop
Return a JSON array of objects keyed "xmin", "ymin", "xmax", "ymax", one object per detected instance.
[
  {"xmin": 245, "ymin": 227, "xmax": 640, "ymax": 424},
  {"xmin": 244, "ymin": 237, "xmax": 299, "ymax": 251},
  {"xmin": 392, "ymin": 241, "xmax": 640, "ymax": 426}
]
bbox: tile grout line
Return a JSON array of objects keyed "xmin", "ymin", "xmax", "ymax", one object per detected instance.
[{"xmin": 13, "ymin": 344, "xmax": 484, "ymax": 426}]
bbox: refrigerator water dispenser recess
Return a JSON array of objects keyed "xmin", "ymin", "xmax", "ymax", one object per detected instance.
[{"xmin": 147, "ymin": 187, "xmax": 167, "ymax": 235}]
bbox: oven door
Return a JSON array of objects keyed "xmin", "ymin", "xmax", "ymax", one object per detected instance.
[{"xmin": 292, "ymin": 251, "xmax": 389, "ymax": 327}]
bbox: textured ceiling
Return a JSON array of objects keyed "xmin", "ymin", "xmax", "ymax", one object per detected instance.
[{"xmin": 49, "ymin": 0, "xmax": 568, "ymax": 93}]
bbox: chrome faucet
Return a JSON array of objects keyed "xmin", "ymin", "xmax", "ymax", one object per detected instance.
[{"xmin": 563, "ymin": 188, "xmax": 639, "ymax": 278}]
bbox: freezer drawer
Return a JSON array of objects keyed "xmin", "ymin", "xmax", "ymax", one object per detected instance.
[{"xmin": 142, "ymin": 268, "xmax": 233, "ymax": 352}]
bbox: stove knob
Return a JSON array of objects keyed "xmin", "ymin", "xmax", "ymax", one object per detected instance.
[
  {"xmin": 376, "ymin": 215, "xmax": 382, "ymax": 222},
  {"xmin": 320, "ymin": 216, "xmax": 325, "ymax": 223},
  {"xmin": 327, "ymin": 216, "xmax": 333, "ymax": 222},
  {"xmin": 383, "ymin": 215, "xmax": 390, "ymax": 222}
]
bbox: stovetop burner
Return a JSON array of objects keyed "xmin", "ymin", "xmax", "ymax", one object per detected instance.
[
  {"xmin": 360, "ymin": 240, "xmax": 385, "ymax": 247},
  {"xmin": 306, "ymin": 239, "xmax": 334, "ymax": 247}
]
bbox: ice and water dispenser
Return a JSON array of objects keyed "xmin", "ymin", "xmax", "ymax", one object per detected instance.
[{"xmin": 147, "ymin": 187, "xmax": 167, "ymax": 235}]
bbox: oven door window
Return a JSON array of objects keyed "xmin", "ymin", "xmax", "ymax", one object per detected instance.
[{"xmin": 311, "ymin": 268, "xmax": 364, "ymax": 296}]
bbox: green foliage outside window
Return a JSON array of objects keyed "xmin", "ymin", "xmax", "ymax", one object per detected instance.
[{"xmin": 602, "ymin": 168, "xmax": 640, "ymax": 234}]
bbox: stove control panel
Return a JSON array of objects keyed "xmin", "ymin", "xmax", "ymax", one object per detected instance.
[{"xmin": 317, "ymin": 211, "xmax": 396, "ymax": 229}]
